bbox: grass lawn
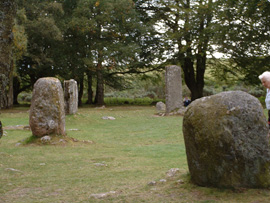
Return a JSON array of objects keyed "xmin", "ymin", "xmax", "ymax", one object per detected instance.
[{"xmin": 1, "ymin": 106, "xmax": 270, "ymax": 202}]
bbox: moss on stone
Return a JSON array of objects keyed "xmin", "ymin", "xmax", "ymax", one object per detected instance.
[{"xmin": 183, "ymin": 91, "xmax": 270, "ymax": 188}]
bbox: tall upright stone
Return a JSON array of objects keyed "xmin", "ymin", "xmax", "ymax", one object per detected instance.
[
  {"xmin": 64, "ymin": 79, "xmax": 78, "ymax": 115},
  {"xmin": 165, "ymin": 65, "xmax": 183, "ymax": 114},
  {"xmin": 29, "ymin": 77, "xmax": 65, "ymax": 137}
]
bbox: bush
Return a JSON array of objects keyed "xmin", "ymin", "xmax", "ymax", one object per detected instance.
[
  {"xmin": 247, "ymin": 87, "xmax": 265, "ymax": 97},
  {"xmin": 18, "ymin": 92, "xmax": 32, "ymax": 103},
  {"xmin": 258, "ymin": 96, "xmax": 266, "ymax": 108},
  {"xmin": 104, "ymin": 97, "xmax": 164, "ymax": 106},
  {"xmin": 203, "ymin": 86, "xmax": 217, "ymax": 96}
]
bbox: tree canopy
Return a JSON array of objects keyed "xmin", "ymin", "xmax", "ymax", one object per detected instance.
[
  {"xmin": 214, "ymin": 0, "xmax": 270, "ymax": 85},
  {"xmin": 14, "ymin": 0, "xmax": 163, "ymax": 105},
  {"xmin": 3, "ymin": 0, "xmax": 270, "ymax": 106},
  {"xmin": 139, "ymin": 0, "xmax": 270, "ymax": 99}
]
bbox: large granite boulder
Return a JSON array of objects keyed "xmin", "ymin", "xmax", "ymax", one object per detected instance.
[
  {"xmin": 29, "ymin": 77, "xmax": 65, "ymax": 137},
  {"xmin": 183, "ymin": 91, "xmax": 270, "ymax": 188}
]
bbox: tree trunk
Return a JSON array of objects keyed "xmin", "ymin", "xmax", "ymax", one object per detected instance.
[
  {"xmin": 0, "ymin": 121, "xmax": 3, "ymax": 139},
  {"xmin": 94, "ymin": 68, "xmax": 104, "ymax": 106},
  {"xmin": 0, "ymin": 0, "xmax": 16, "ymax": 109},
  {"xmin": 78, "ymin": 76, "xmax": 84, "ymax": 107},
  {"xmin": 86, "ymin": 70, "xmax": 93, "ymax": 104},
  {"xmin": 13, "ymin": 76, "xmax": 20, "ymax": 105},
  {"xmin": 181, "ymin": 51, "xmax": 206, "ymax": 101},
  {"xmin": 8, "ymin": 59, "xmax": 14, "ymax": 107},
  {"xmin": 94, "ymin": 49, "xmax": 104, "ymax": 106},
  {"xmin": 179, "ymin": 0, "xmax": 211, "ymax": 101}
]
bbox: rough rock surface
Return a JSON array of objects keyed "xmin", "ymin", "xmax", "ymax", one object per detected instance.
[
  {"xmin": 64, "ymin": 79, "xmax": 78, "ymax": 115},
  {"xmin": 29, "ymin": 77, "xmax": 65, "ymax": 137},
  {"xmin": 156, "ymin": 101, "xmax": 166, "ymax": 112},
  {"xmin": 165, "ymin": 65, "xmax": 183, "ymax": 114},
  {"xmin": 89, "ymin": 191, "xmax": 116, "ymax": 199},
  {"xmin": 183, "ymin": 91, "xmax": 270, "ymax": 188}
]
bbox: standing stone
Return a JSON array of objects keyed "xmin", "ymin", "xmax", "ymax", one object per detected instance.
[
  {"xmin": 183, "ymin": 91, "xmax": 270, "ymax": 188},
  {"xmin": 29, "ymin": 77, "xmax": 65, "ymax": 137},
  {"xmin": 64, "ymin": 79, "xmax": 78, "ymax": 115},
  {"xmin": 165, "ymin": 65, "xmax": 183, "ymax": 114},
  {"xmin": 156, "ymin": 101, "xmax": 166, "ymax": 112}
]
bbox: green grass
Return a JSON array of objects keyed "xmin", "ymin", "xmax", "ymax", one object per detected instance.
[{"xmin": 1, "ymin": 106, "xmax": 270, "ymax": 202}]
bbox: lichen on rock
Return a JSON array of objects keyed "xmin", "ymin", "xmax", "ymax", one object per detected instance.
[
  {"xmin": 183, "ymin": 91, "xmax": 270, "ymax": 188},
  {"xmin": 29, "ymin": 77, "xmax": 65, "ymax": 137}
]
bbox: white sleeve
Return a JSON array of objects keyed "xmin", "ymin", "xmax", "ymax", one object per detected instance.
[{"xmin": 265, "ymin": 89, "xmax": 270, "ymax": 109}]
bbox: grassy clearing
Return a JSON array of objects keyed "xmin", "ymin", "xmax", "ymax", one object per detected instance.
[{"xmin": 1, "ymin": 106, "xmax": 270, "ymax": 202}]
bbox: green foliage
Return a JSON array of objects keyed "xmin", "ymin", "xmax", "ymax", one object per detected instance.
[
  {"xmin": 70, "ymin": 0, "xmax": 159, "ymax": 74},
  {"xmin": 17, "ymin": 92, "xmax": 32, "ymax": 103},
  {"xmin": 203, "ymin": 72, "xmax": 266, "ymax": 100},
  {"xmin": 139, "ymin": 0, "xmax": 218, "ymax": 100},
  {"xmin": 12, "ymin": 0, "xmax": 270, "ymax": 106},
  {"xmin": 259, "ymin": 96, "xmax": 266, "ymax": 108},
  {"xmin": 102, "ymin": 71, "xmax": 166, "ymax": 104},
  {"xmin": 22, "ymin": 135, "xmax": 38, "ymax": 144},
  {"xmin": 104, "ymin": 97, "xmax": 162, "ymax": 106},
  {"xmin": 13, "ymin": 20, "xmax": 27, "ymax": 61},
  {"xmin": 13, "ymin": 0, "xmax": 162, "ymax": 105},
  {"xmin": 204, "ymin": 59, "xmax": 266, "ymax": 99},
  {"xmin": 14, "ymin": 0, "xmax": 65, "ymax": 84},
  {"xmin": 214, "ymin": 0, "xmax": 270, "ymax": 84},
  {"xmin": 248, "ymin": 86, "xmax": 265, "ymax": 97},
  {"xmin": 13, "ymin": 8, "xmax": 28, "ymax": 61},
  {"xmin": 136, "ymin": 0, "xmax": 270, "ymax": 99}
]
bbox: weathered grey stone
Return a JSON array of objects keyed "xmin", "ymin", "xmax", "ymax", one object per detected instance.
[
  {"xmin": 156, "ymin": 101, "xmax": 166, "ymax": 112},
  {"xmin": 94, "ymin": 163, "xmax": 107, "ymax": 167},
  {"xmin": 29, "ymin": 77, "xmax": 65, "ymax": 137},
  {"xmin": 165, "ymin": 65, "xmax": 183, "ymax": 114},
  {"xmin": 64, "ymin": 79, "xmax": 78, "ymax": 115},
  {"xmin": 166, "ymin": 168, "xmax": 180, "ymax": 177},
  {"xmin": 159, "ymin": 179, "xmax": 167, "ymax": 183},
  {"xmin": 5, "ymin": 168, "xmax": 22, "ymax": 173},
  {"xmin": 41, "ymin": 135, "xmax": 51, "ymax": 143},
  {"xmin": 177, "ymin": 179, "xmax": 184, "ymax": 184},
  {"xmin": 176, "ymin": 107, "xmax": 186, "ymax": 116},
  {"xmin": 102, "ymin": 116, "xmax": 115, "ymax": 120},
  {"xmin": 148, "ymin": 181, "xmax": 157, "ymax": 186},
  {"xmin": 183, "ymin": 91, "xmax": 270, "ymax": 188},
  {"xmin": 89, "ymin": 191, "xmax": 116, "ymax": 199}
]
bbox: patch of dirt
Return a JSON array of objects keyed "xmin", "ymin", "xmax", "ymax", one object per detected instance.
[
  {"xmin": 1, "ymin": 187, "xmax": 43, "ymax": 202},
  {"xmin": 21, "ymin": 135, "xmax": 94, "ymax": 146}
]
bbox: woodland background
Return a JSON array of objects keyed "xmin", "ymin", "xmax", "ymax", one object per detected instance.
[{"xmin": 1, "ymin": 0, "xmax": 270, "ymax": 109}]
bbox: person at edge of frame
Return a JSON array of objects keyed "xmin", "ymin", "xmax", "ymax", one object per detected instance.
[{"xmin": 259, "ymin": 71, "xmax": 270, "ymax": 129}]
